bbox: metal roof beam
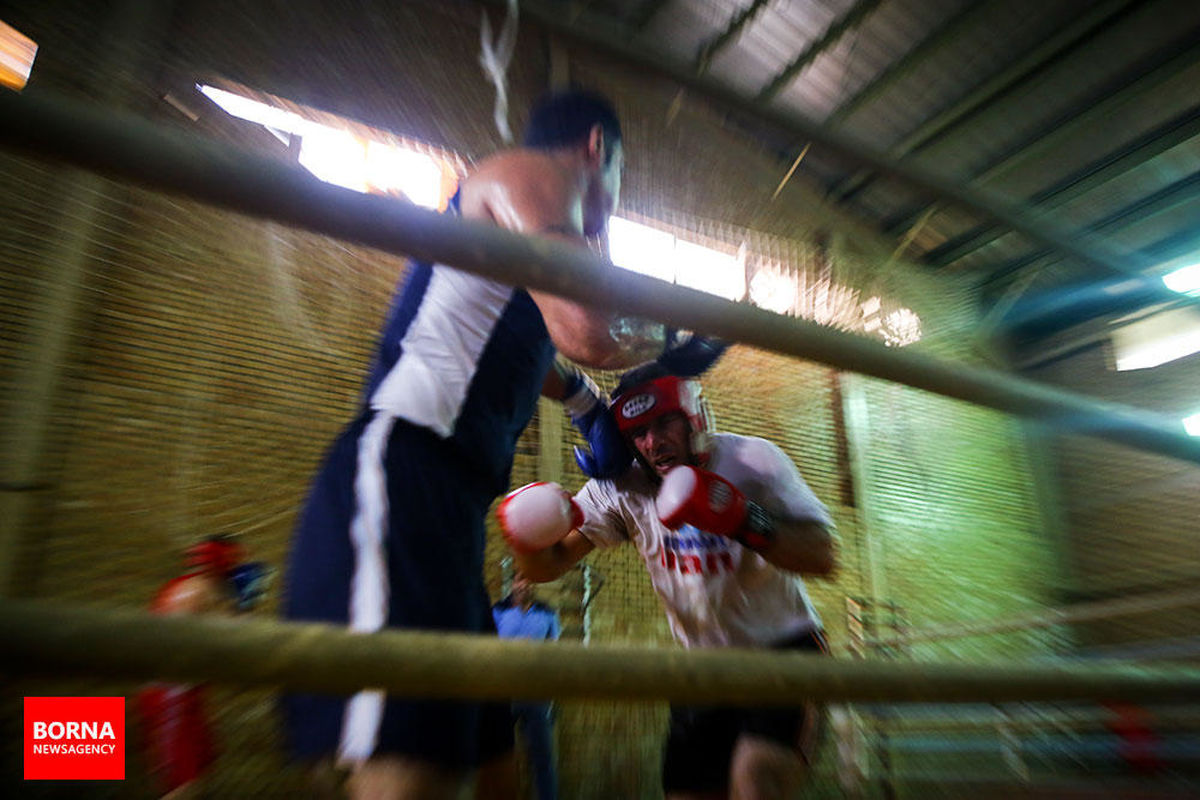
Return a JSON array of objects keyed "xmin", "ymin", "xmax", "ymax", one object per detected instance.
[
  {"xmin": 499, "ymin": 1, "xmax": 1158, "ymax": 286},
  {"xmin": 756, "ymin": 0, "xmax": 883, "ymax": 103},
  {"xmin": 1083, "ymin": 173, "xmax": 1200, "ymax": 236},
  {"xmin": 981, "ymin": 175, "xmax": 1200, "ymax": 291},
  {"xmin": 825, "ymin": 0, "xmax": 1002, "ymax": 127},
  {"xmin": 629, "ymin": 0, "xmax": 670, "ymax": 31},
  {"xmin": 829, "ymin": 0, "xmax": 1138, "ymax": 203},
  {"xmin": 1136, "ymin": 228, "xmax": 1200, "ymax": 270},
  {"xmin": 884, "ymin": 36, "xmax": 1200, "ymax": 238},
  {"xmin": 927, "ymin": 104, "xmax": 1200, "ymax": 268},
  {"xmin": 695, "ymin": 0, "xmax": 771, "ymax": 74}
]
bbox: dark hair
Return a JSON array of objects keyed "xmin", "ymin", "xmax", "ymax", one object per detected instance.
[
  {"xmin": 613, "ymin": 362, "xmax": 670, "ymax": 399},
  {"xmin": 523, "ymin": 89, "xmax": 622, "ymax": 164}
]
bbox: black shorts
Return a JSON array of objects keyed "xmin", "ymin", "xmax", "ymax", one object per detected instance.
[
  {"xmin": 661, "ymin": 630, "xmax": 828, "ymax": 794},
  {"xmin": 281, "ymin": 415, "xmax": 514, "ymax": 768}
]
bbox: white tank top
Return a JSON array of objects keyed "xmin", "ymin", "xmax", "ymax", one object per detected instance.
[{"xmin": 574, "ymin": 433, "xmax": 832, "ymax": 648}]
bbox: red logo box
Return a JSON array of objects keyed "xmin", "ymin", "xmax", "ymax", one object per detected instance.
[{"xmin": 24, "ymin": 696, "xmax": 125, "ymax": 780}]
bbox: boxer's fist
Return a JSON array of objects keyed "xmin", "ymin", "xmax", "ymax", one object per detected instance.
[
  {"xmin": 656, "ymin": 466, "xmax": 748, "ymax": 536},
  {"xmin": 498, "ymin": 482, "xmax": 584, "ymax": 553},
  {"xmin": 657, "ymin": 466, "xmax": 775, "ymax": 549}
]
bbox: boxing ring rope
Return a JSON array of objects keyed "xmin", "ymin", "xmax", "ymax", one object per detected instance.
[
  {"xmin": 867, "ymin": 705, "xmax": 1200, "ymax": 733},
  {"xmin": 3, "ymin": 600, "xmax": 1200, "ymax": 705},
  {"xmin": 2, "ymin": 90, "xmax": 1200, "ymax": 467},
  {"xmin": 869, "ymin": 586, "xmax": 1200, "ymax": 649},
  {"xmin": 2, "ymin": 86, "xmax": 1198, "ymax": 733}
]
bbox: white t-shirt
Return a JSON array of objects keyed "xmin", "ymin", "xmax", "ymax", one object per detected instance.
[{"xmin": 574, "ymin": 433, "xmax": 832, "ymax": 648}]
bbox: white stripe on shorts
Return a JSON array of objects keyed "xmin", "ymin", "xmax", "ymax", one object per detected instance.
[{"xmin": 338, "ymin": 412, "xmax": 396, "ymax": 763}]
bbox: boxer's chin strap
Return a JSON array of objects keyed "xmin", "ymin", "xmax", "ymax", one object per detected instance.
[{"xmin": 737, "ymin": 501, "xmax": 776, "ymax": 552}]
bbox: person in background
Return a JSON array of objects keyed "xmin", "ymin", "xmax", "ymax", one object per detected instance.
[
  {"xmin": 492, "ymin": 568, "xmax": 562, "ymax": 800},
  {"xmin": 137, "ymin": 535, "xmax": 270, "ymax": 799}
]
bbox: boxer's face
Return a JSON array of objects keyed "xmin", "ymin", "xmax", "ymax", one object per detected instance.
[
  {"xmin": 583, "ymin": 135, "xmax": 623, "ymax": 237},
  {"xmin": 512, "ymin": 574, "xmax": 534, "ymax": 607},
  {"xmin": 629, "ymin": 412, "xmax": 692, "ymax": 477}
]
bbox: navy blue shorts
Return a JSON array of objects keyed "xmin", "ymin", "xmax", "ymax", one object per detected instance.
[
  {"xmin": 662, "ymin": 630, "xmax": 828, "ymax": 793},
  {"xmin": 281, "ymin": 413, "xmax": 514, "ymax": 768}
]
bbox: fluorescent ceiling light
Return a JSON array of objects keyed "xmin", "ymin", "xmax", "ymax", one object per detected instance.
[
  {"xmin": 1163, "ymin": 263, "xmax": 1200, "ymax": 296},
  {"xmin": 1114, "ymin": 330, "xmax": 1200, "ymax": 370},
  {"xmin": 1112, "ymin": 306, "xmax": 1200, "ymax": 370},
  {"xmin": 1185, "ymin": 412, "xmax": 1200, "ymax": 437}
]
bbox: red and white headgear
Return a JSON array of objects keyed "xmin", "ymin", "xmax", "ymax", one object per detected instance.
[
  {"xmin": 184, "ymin": 536, "xmax": 245, "ymax": 578},
  {"xmin": 610, "ymin": 372, "xmax": 714, "ymax": 465}
]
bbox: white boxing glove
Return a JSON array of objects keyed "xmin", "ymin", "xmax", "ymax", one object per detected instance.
[{"xmin": 497, "ymin": 482, "xmax": 585, "ymax": 554}]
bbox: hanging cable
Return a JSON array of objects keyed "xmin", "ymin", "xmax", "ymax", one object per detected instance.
[{"xmin": 479, "ymin": 0, "xmax": 520, "ymax": 143}]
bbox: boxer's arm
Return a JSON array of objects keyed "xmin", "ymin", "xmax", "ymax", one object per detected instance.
[
  {"xmin": 532, "ymin": 280, "xmax": 664, "ymax": 370},
  {"xmin": 754, "ymin": 518, "xmax": 835, "ymax": 576},
  {"xmin": 465, "ymin": 166, "xmax": 665, "ymax": 369},
  {"xmin": 541, "ymin": 361, "xmax": 634, "ymax": 479},
  {"xmin": 758, "ymin": 440, "xmax": 838, "ymax": 575},
  {"xmin": 514, "ymin": 529, "xmax": 596, "ymax": 584},
  {"xmin": 541, "ymin": 359, "xmax": 595, "ymax": 402}
]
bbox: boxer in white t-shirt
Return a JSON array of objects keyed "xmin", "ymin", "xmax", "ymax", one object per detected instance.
[{"xmin": 498, "ymin": 363, "xmax": 836, "ymax": 800}]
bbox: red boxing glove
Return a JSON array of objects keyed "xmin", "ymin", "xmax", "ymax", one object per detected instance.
[
  {"xmin": 497, "ymin": 482, "xmax": 585, "ymax": 554},
  {"xmin": 656, "ymin": 466, "xmax": 746, "ymax": 535},
  {"xmin": 656, "ymin": 466, "xmax": 774, "ymax": 549}
]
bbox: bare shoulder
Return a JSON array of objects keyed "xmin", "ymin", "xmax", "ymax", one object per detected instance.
[
  {"xmin": 460, "ymin": 150, "xmax": 580, "ymax": 234},
  {"xmin": 715, "ymin": 433, "xmax": 793, "ymax": 475}
]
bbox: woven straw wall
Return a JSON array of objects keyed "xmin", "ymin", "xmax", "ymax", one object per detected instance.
[
  {"xmin": 1024, "ymin": 341, "xmax": 1200, "ymax": 651},
  {"xmin": 0, "ymin": 1, "xmax": 1073, "ymax": 797}
]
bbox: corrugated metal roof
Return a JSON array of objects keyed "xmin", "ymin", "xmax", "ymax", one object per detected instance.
[
  {"xmin": 642, "ymin": 0, "xmax": 746, "ymax": 62},
  {"xmin": 772, "ymin": 0, "xmax": 971, "ymax": 124},
  {"xmin": 572, "ymin": 0, "xmax": 1200, "ymax": 340}
]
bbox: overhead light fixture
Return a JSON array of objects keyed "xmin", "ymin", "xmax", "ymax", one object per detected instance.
[
  {"xmin": 1162, "ymin": 262, "xmax": 1200, "ymax": 296},
  {"xmin": 1111, "ymin": 306, "xmax": 1200, "ymax": 370},
  {"xmin": 1185, "ymin": 411, "xmax": 1200, "ymax": 437}
]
